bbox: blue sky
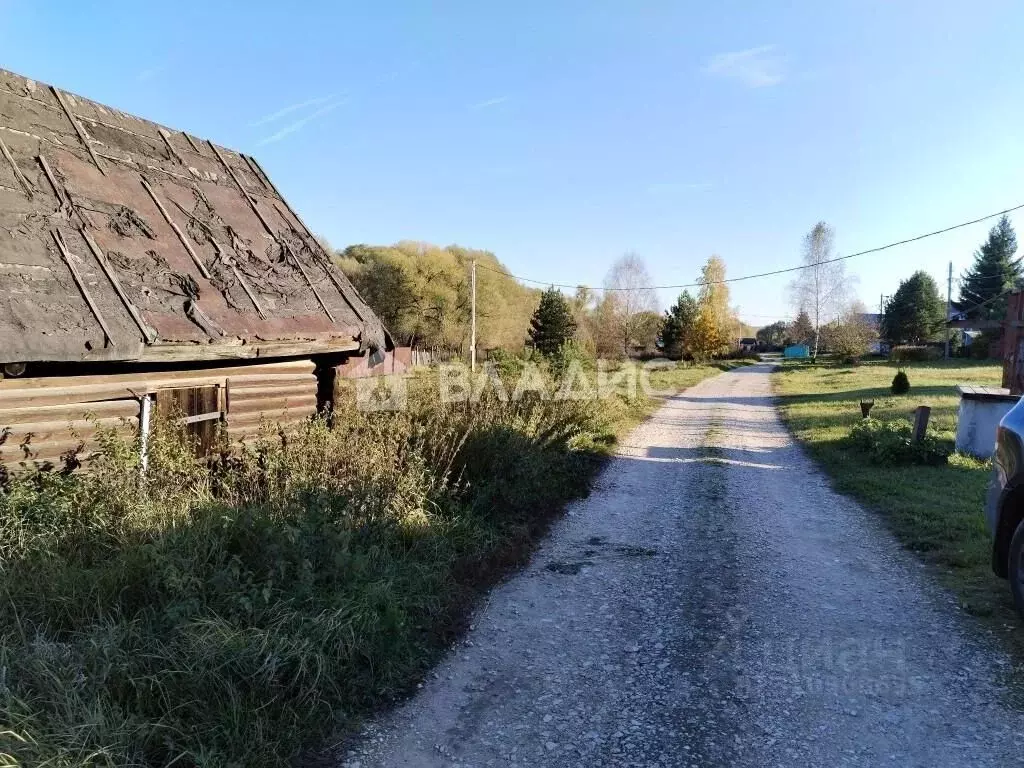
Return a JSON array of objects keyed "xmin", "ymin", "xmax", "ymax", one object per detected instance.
[{"xmin": 3, "ymin": 0, "xmax": 1023, "ymax": 325}]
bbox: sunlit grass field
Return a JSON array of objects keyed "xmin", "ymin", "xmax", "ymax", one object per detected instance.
[{"xmin": 774, "ymin": 358, "xmax": 1024, "ymax": 632}]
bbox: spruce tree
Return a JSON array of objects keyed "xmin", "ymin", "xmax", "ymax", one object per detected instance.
[
  {"xmin": 881, "ymin": 271, "xmax": 944, "ymax": 344},
  {"xmin": 528, "ymin": 287, "xmax": 577, "ymax": 355},
  {"xmin": 788, "ymin": 310, "xmax": 814, "ymax": 346},
  {"xmin": 959, "ymin": 215, "xmax": 1021, "ymax": 320},
  {"xmin": 659, "ymin": 290, "xmax": 698, "ymax": 359}
]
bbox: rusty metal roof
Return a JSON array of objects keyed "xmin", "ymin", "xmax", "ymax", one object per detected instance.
[{"xmin": 0, "ymin": 67, "xmax": 385, "ymax": 365}]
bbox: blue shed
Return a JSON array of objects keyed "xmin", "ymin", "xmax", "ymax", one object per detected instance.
[{"xmin": 784, "ymin": 344, "xmax": 810, "ymax": 359}]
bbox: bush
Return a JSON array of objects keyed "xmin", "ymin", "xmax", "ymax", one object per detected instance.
[
  {"xmin": 891, "ymin": 369, "xmax": 910, "ymax": 394},
  {"xmin": 487, "ymin": 347, "xmax": 528, "ymax": 379},
  {"xmin": 890, "ymin": 345, "xmax": 940, "ymax": 363},
  {"xmin": 846, "ymin": 417, "xmax": 950, "ymax": 466},
  {"xmin": 820, "ymin": 313, "xmax": 876, "ymax": 360},
  {"xmin": 0, "ymin": 379, "xmax": 611, "ymax": 766},
  {"xmin": 969, "ymin": 341, "xmax": 989, "ymax": 359},
  {"xmin": 550, "ymin": 339, "xmax": 595, "ymax": 378},
  {"xmin": 968, "ymin": 331, "xmax": 999, "ymax": 360}
]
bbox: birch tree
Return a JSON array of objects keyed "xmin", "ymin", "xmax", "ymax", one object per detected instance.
[
  {"xmin": 691, "ymin": 255, "xmax": 733, "ymax": 359},
  {"xmin": 604, "ymin": 253, "xmax": 658, "ymax": 355},
  {"xmin": 787, "ymin": 222, "xmax": 850, "ymax": 358}
]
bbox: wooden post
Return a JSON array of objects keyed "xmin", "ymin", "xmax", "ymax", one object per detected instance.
[
  {"xmin": 912, "ymin": 405, "xmax": 931, "ymax": 443},
  {"xmin": 945, "ymin": 260, "xmax": 952, "ymax": 360},
  {"xmin": 1002, "ymin": 292, "xmax": 1024, "ymax": 395},
  {"xmin": 470, "ymin": 259, "xmax": 477, "ymax": 372}
]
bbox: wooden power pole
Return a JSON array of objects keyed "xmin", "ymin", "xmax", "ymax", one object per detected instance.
[{"xmin": 945, "ymin": 261, "xmax": 952, "ymax": 360}]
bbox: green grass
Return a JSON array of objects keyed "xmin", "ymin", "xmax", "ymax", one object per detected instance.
[
  {"xmin": 774, "ymin": 358, "xmax": 1024, "ymax": 636},
  {"xmin": 0, "ymin": 356, "xmax": 741, "ymax": 766}
]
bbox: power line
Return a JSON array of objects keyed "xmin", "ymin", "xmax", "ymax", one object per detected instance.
[
  {"xmin": 953, "ymin": 284, "xmax": 1018, "ymax": 318},
  {"xmin": 954, "ymin": 266, "xmax": 1024, "ymax": 284},
  {"xmin": 476, "ymin": 202, "xmax": 1024, "ymax": 291}
]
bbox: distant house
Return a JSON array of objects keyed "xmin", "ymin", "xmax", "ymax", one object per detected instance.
[{"xmin": 947, "ymin": 300, "xmax": 1003, "ymax": 357}]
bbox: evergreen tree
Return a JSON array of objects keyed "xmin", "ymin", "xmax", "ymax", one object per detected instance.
[
  {"xmin": 528, "ymin": 287, "xmax": 577, "ymax": 355},
  {"xmin": 882, "ymin": 271, "xmax": 945, "ymax": 344},
  {"xmin": 788, "ymin": 310, "xmax": 814, "ymax": 345},
  {"xmin": 959, "ymin": 215, "xmax": 1021, "ymax": 320},
  {"xmin": 659, "ymin": 290, "xmax": 699, "ymax": 359}
]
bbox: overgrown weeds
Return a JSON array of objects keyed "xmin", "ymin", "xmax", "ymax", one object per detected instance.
[
  {"xmin": 0, "ymin": 356, "xmax": 743, "ymax": 766},
  {"xmin": 0, "ymin": 380, "xmax": 607, "ymax": 767},
  {"xmin": 846, "ymin": 417, "xmax": 950, "ymax": 465}
]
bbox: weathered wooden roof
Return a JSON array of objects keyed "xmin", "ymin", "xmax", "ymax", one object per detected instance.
[{"xmin": 0, "ymin": 68, "xmax": 385, "ymax": 365}]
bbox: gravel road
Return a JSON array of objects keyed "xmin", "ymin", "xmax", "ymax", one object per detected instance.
[{"xmin": 339, "ymin": 363, "xmax": 1024, "ymax": 767}]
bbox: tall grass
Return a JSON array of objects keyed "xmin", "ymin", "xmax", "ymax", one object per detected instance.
[{"xmin": 0, "ymin": 381, "xmax": 607, "ymax": 766}]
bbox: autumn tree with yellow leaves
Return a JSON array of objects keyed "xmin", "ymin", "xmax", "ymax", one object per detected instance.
[{"xmin": 691, "ymin": 256, "xmax": 735, "ymax": 360}]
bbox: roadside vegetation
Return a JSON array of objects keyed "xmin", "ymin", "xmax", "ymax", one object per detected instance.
[
  {"xmin": 0, "ymin": 354, "xmax": 743, "ymax": 767},
  {"xmin": 773, "ymin": 358, "xmax": 1023, "ymax": 627}
]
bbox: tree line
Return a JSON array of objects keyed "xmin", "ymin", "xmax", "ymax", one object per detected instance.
[
  {"xmin": 331, "ymin": 213, "xmax": 1021, "ymax": 363},
  {"xmin": 335, "ymin": 242, "xmax": 754, "ymax": 361},
  {"xmin": 877, "ymin": 214, "xmax": 1019, "ymax": 350},
  {"xmin": 749, "ymin": 213, "xmax": 1022, "ymax": 358},
  {"xmin": 336, "ymin": 242, "xmax": 539, "ymax": 351},
  {"xmin": 749, "ymin": 221, "xmax": 876, "ymax": 360}
]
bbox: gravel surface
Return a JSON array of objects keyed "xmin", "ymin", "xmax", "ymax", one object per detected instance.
[{"xmin": 338, "ymin": 363, "xmax": 1024, "ymax": 767}]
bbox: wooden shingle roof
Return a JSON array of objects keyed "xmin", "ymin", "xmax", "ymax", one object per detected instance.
[{"xmin": 0, "ymin": 68, "xmax": 385, "ymax": 365}]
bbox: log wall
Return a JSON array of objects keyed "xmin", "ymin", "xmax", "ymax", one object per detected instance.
[{"xmin": 0, "ymin": 360, "xmax": 319, "ymax": 472}]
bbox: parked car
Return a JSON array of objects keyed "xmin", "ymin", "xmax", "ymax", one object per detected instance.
[{"xmin": 986, "ymin": 398, "xmax": 1024, "ymax": 618}]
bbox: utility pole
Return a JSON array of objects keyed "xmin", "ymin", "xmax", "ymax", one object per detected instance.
[
  {"xmin": 945, "ymin": 260, "xmax": 952, "ymax": 360},
  {"xmin": 470, "ymin": 259, "xmax": 477, "ymax": 372},
  {"xmin": 879, "ymin": 293, "xmax": 890, "ymax": 353}
]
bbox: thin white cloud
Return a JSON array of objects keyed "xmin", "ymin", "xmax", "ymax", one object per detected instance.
[
  {"xmin": 470, "ymin": 95, "xmax": 510, "ymax": 110},
  {"xmin": 256, "ymin": 98, "xmax": 347, "ymax": 146},
  {"xmin": 136, "ymin": 67, "xmax": 165, "ymax": 83},
  {"xmin": 249, "ymin": 95, "xmax": 336, "ymax": 128},
  {"xmin": 702, "ymin": 45, "xmax": 784, "ymax": 88}
]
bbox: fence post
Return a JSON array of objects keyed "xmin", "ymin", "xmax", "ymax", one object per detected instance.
[
  {"xmin": 912, "ymin": 405, "xmax": 931, "ymax": 443},
  {"xmin": 139, "ymin": 393, "xmax": 153, "ymax": 474}
]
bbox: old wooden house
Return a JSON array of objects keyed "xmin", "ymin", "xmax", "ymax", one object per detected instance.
[{"xmin": 0, "ymin": 67, "xmax": 401, "ymax": 472}]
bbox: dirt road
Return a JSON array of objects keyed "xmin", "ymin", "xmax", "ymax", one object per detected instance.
[{"xmin": 340, "ymin": 363, "xmax": 1024, "ymax": 767}]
